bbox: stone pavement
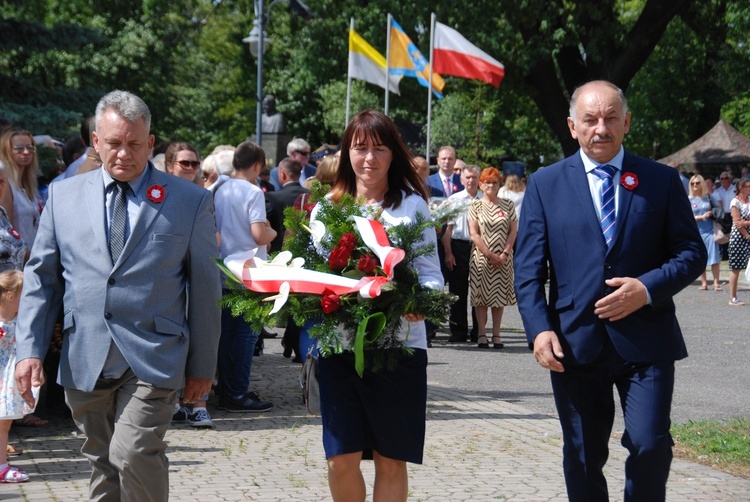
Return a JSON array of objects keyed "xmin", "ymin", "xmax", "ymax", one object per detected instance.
[{"xmin": 4, "ymin": 339, "xmax": 750, "ymax": 501}]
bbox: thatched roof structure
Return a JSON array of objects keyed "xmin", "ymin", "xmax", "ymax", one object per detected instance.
[{"xmin": 658, "ymin": 120, "xmax": 750, "ymax": 177}]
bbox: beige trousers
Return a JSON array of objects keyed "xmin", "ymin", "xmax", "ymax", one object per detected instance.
[{"xmin": 65, "ymin": 369, "xmax": 177, "ymax": 502}]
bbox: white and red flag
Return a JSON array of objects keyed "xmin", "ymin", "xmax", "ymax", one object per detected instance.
[{"xmin": 433, "ymin": 22, "xmax": 505, "ymax": 87}]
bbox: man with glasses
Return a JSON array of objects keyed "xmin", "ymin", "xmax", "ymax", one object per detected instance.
[
  {"xmin": 269, "ymin": 138, "xmax": 317, "ymax": 190},
  {"xmin": 715, "ymin": 171, "xmax": 736, "ymax": 260}
]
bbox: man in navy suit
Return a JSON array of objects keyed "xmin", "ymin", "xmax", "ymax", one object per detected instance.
[
  {"xmin": 515, "ymin": 81, "xmax": 706, "ymax": 501},
  {"xmin": 427, "ymin": 146, "xmax": 464, "ymax": 197},
  {"xmin": 269, "ymin": 138, "xmax": 317, "ymax": 190},
  {"xmin": 265, "ymin": 157, "xmax": 309, "ymax": 254}
]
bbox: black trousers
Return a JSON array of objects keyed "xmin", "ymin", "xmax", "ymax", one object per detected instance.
[{"xmin": 448, "ymin": 239, "xmax": 477, "ymax": 338}]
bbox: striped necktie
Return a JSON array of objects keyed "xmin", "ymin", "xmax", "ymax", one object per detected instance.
[
  {"xmin": 443, "ymin": 177, "xmax": 452, "ymax": 196},
  {"xmin": 592, "ymin": 164, "xmax": 617, "ymax": 247},
  {"xmin": 110, "ymin": 181, "xmax": 130, "ymax": 262}
]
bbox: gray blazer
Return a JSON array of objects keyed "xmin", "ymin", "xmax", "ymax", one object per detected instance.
[{"xmin": 16, "ymin": 166, "xmax": 222, "ymax": 392}]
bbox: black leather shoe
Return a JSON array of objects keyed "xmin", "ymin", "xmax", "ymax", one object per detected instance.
[{"xmin": 260, "ymin": 328, "xmax": 277, "ymax": 339}]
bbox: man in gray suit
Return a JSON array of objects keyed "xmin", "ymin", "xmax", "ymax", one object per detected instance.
[{"xmin": 14, "ymin": 90, "xmax": 221, "ymax": 501}]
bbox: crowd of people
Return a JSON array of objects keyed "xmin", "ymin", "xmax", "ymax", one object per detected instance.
[{"xmin": 0, "ymin": 79, "xmax": 746, "ymax": 501}]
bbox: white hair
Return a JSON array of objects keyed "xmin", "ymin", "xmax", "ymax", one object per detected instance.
[
  {"xmin": 214, "ymin": 149, "xmax": 235, "ymax": 175},
  {"xmin": 287, "ymin": 137, "xmax": 311, "ymax": 156},
  {"xmin": 95, "ymin": 90, "xmax": 151, "ymax": 131}
]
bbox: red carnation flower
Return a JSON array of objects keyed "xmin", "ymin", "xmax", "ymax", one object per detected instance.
[
  {"xmin": 338, "ymin": 233, "xmax": 358, "ymax": 253},
  {"xmin": 329, "ymin": 246, "xmax": 351, "ymax": 270},
  {"xmin": 146, "ymin": 184, "xmax": 166, "ymax": 203},
  {"xmin": 320, "ymin": 289, "xmax": 341, "ymax": 314},
  {"xmin": 357, "ymin": 254, "xmax": 378, "ymax": 274},
  {"xmin": 0, "ymin": 327, "xmax": 5, "ymax": 339}
]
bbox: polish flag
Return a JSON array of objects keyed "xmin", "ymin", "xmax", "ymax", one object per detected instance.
[{"xmin": 433, "ymin": 22, "xmax": 505, "ymax": 87}]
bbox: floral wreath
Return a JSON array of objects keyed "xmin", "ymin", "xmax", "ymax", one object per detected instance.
[{"xmin": 219, "ymin": 182, "xmax": 460, "ymax": 375}]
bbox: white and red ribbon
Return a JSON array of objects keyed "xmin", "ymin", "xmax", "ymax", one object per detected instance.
[{"xmin": 224, "ymin": 217, "xmax": 406, "ymax": 301}]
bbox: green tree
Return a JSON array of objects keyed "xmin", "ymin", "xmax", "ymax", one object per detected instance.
[{"xmin": 2, "ymin": 0, "xmax": 749, "ymax": 167}]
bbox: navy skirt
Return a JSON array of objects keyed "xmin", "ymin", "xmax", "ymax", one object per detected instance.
[{"xmin": 318, "ymin": 349, "xmax": 428, "ymax": 464}]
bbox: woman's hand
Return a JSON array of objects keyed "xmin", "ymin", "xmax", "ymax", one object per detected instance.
[
  {"xmin": 404, "ymin": 313, "xmax": 425, "ymax": 322},
  {"xmin": 487, "ymin": 251, "xmax": 504, "ymax": 268}
]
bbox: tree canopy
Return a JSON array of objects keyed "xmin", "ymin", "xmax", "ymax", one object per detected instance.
[{"xmin": 1, "ymin": 0, "xmax": 748, "ymax": 170}]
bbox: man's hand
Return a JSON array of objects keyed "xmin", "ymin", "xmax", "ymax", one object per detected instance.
[
  {"xmin": 404, "ymin": 313, "xmax": 425, "ymax": 322},
  {"xmin": 533, "ymin": 331, "xmax": 565, "ymax": 372},
  {"xmin": 444, "ymin": 253, "xmax": 456, "ymax": 271},
  {"xmin": 15, "ymin": 358, "xmax": 45, "ymax": 408},
  {"xmin": 594, "ymin": 277, "xmax": 648, "ymax": 321},
  {"xmin": 181, "ymin": 377, "xmax": 214, "ymax": 404}
]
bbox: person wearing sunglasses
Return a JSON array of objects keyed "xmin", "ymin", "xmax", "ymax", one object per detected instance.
[
  {"xmin": 269, "ymin": 138, "xmax": 317, "ymax": 190},
  {"xmin": 165, "ymin": 142, "xmax": 202, "ymax": 185},
  {"xmin": 0, "ymin": 129, "xmax": 43, "ymax": 248}
]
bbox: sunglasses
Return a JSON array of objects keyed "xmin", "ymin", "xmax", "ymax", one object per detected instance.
[
  {"xmin": 12, "ymin": 145, "xmax": 36, "ymax": 153},
  {"xmin": 174, "ymin": 160, "xmax": 201, "ymax": 169},
  {"xmin": 294, "ymin": 150, "xmax": 311, "ymax": 156}
]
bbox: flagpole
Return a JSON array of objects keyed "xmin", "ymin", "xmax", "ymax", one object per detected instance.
[
  {"xmin": 346, "ymin": 17, "xmax": 354, "ymax": 127},
  {"xmin": 426, "ymin": 12, "xmax": 436, "ymax": 161},
  {"xmin": 385, "ymin": 13, "xmax": 393, "ymax": 116}
]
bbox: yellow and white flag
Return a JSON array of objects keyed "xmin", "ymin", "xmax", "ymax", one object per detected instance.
[{"xmin": 348, "ymin": 29, "xmax": 401, "ymax": 95}]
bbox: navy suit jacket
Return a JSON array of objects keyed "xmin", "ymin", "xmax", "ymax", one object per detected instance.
[
  {"xmin": 514, "ymin": 151, "xmax": 706, "ymax": 366},
  {"xmin": 265, "ymin": 181, "xmax": 309, "ymax": 253},
  {"xmin": 427, "ymin": 172, "xmax": 463, "ymax": 197},
  {"xmin": 270, "ymin": 164, "xmax": 317, "ymax": 190}
]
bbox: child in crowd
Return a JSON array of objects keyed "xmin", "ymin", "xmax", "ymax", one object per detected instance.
[{"xmin": 0, "ymin": 270, "xmax": 37, "ymax": 483}]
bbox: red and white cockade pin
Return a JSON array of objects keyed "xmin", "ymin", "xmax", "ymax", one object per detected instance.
[
  {"xmin": 0, "ymin": 327, "xmax": 5, "ymax": 339},
  {"xmin": 497, "ymin": 210, "xmax": 506, "ymax": 217},
  {"xmin": 620, "ymin": 172, "xmax": 638, "ymax": 191},
  {"xmin": 9, "ymin": 227, "xmax": 21, "ymax": 239},
  {"xmin": 146, "ymin": 185, "xmax": 166, "ymax": 203}
]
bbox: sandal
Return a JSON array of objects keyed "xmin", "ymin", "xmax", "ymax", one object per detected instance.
[
  {"xmin": 698, "ymin": 285, "xmax": 708, "ymax": 290},
  {"xmin": 6, "ymin": 444, "xmax": 23, "ymax": 456},
  {"xmin": 492, "ymin": 336, "xmax": 504, "ymax": 349},
  {"xmin": 0, "ymin": 464, "xmax": 29, "ymax": 483},
  {"xmin": 14, "ymin": 414, "xmax": 48, "ymax": 428},
  {"xmin": 714, "ymin": 284, "xmax": 722, "ymax": 291},
  {"xmin": 477, "ymin": 336, "xmax": 490, "ymax": 349}
]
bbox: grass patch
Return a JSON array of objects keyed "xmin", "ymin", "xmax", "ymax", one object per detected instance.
[{"xmin": 672, "ymin": 418, "xmax": 750, "ymax": 479}]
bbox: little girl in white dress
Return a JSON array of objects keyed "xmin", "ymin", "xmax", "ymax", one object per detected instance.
[{"xmin": 0, "ymin": 270, "xmax": 38, "ymax": 483}]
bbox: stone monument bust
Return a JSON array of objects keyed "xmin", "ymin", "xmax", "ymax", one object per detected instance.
[{"xmin": 261, "ymin": 94, "xmax": 286, "ymax": 134}]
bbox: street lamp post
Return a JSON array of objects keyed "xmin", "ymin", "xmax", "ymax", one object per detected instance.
[
  {"xmin": 243, "ymin": 1, "xmax": 269, "ymax": 144},
  {"xmin": 243, "ymin": 0, "xmax": 313, "ymax": 145}
]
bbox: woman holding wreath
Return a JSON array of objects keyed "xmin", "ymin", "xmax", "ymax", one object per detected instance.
[{"xmin": 311, "ymin": 110, "xmax": 443, "ymax": 501}]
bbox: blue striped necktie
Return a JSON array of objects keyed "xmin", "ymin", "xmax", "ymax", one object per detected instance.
[{"xmin": 592, "ymin": 164, "xmax": 617, "ymax": 247}]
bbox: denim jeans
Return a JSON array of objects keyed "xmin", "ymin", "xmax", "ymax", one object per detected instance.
[{"xmin": 218, "ymin": 307, "xmax": 259, "ymax": 398}]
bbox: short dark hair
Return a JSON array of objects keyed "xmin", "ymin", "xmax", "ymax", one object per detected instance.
[
  {"xmin": 234, "ymin": 140, "xmax": 265, "ymax": 170},
  {"xmin": 278, "ymin": 157, "xmax": 302, "ymax": 180}
]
